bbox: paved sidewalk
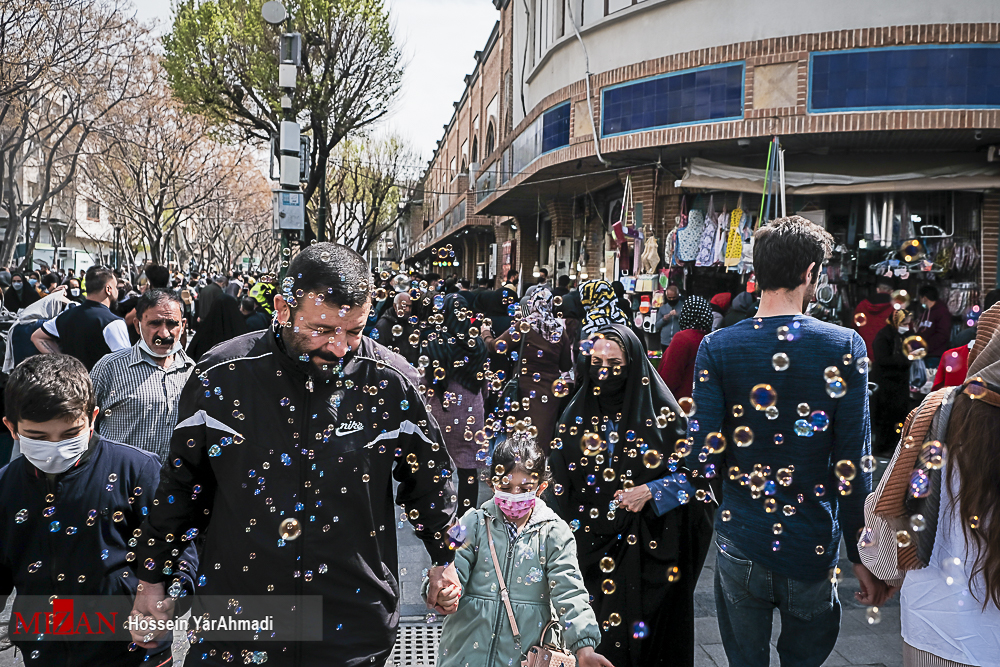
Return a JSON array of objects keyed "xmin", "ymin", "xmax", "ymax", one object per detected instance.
[{"xmin": 393, "ymin": 479, "xmax": 904, "ymax": 667}]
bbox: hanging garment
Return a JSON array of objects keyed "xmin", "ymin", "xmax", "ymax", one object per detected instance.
[
  {"xmin": 713, "ymin": 207, "xmax": 729, "ymax": 264},
  {"xmin": 880, "ymin": 196, "xmax": 891, "ymax": 245},
  {"xmin": 724, "ymin": 198, "xmax": 746, "ymax": 268},
  {"xmin": 695, "ymin": 197, "xmax": 719, "ymax": 267},
  {"xmin": 677, "ymin": 209, "xmax": 705, "ymax": 263}
]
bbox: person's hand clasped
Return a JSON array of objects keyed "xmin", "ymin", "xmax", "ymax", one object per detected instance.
[
  {"xmin": 129, "ymin": 580, "xmax": 175, "ymax": 648},
  {"xmin": 853, "ymin": 563, "xmax": 892, "ymax": 606},
  {"xmin": 435, "ymin": 583, "xmax": 461, "ymax": 613},
  {"xmin": 614, "ymin": 484, "xmax": 652, "ymax": 512},
  {"xmin": 576, "ymin": 646, "xmax": 615, "ymax": 667},
  {"xmin": 426, "ymin": 563, "xmax": 462, "ymax": 615}
]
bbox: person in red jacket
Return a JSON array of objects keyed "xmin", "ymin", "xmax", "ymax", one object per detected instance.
[
  {"xmin": 658, "ymin": 295, "xmax": 713, "ymax": 398},
  {"xmin": 852, "ymin": 278, "xmax": 895, "ymax": 358}
]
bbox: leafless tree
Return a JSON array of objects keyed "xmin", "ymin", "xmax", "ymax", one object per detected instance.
[
  {"xmin": 182, "ymin": 166, "xmax": 276, "ymax": 272},
  {"xmin": 0, "ymin": 0, "xmax": 152, "ymax": 269},
  {"xmin": 321, "ymin": 134, "xmax": 416, "ymax": 257},
  {"xmin": 84, "ymin": 58, "xmax": 258, "ymax": 266}
]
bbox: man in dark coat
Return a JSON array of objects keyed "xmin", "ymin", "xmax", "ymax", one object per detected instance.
[{"xmin": 129, "ymin": 243, "xmax": 460, "ymax": 666}]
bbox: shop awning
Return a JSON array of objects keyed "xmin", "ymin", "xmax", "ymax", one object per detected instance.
[{"xmin": 676, "ymin": 157, "xmax": 1000, "ymax": 194}]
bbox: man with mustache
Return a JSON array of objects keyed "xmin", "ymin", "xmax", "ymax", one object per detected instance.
[{"xmin": 88, "ymin": 288, "xmax": 195, "ymax": 461}]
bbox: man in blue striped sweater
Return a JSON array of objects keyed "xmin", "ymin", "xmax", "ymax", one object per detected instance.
[{"xmin": 692, "ymin": 216, "xmax": 893, "ymax": 667}]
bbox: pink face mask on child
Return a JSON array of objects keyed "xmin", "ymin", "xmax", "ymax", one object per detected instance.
[{"xmin": 494, "ymin": 490, "xmax": 536, "ymax": 519}]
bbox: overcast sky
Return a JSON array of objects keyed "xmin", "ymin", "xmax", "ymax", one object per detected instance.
[{"xmin": 132, "ymin": 0, "xmax": 499, "ymax": 167}]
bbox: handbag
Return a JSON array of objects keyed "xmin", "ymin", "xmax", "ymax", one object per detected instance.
[{"xmin": 486, "ymin": 523, "xmax": 575, "ymax": 667}]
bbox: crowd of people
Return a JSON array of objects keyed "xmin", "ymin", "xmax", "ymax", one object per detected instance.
[{"xmin": 0, "ymin": 221, "xmax": 996, "ymax": 667}]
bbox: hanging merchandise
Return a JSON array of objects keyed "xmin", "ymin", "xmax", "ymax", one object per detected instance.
[
  {"xmin": 664, "ymin": 222, "xmax": 679, "ymax": 267},
  {"xmin": 880, "ymin": 195, "xmax": 891, "ymax": 246},
  {"xmin": 724, "ymin": 195, "xmax": 746, "ymax": 267},
  {"xmin": 946, "ymin": 282, "xmax": 980, "ymax": 317},
  {"xmin": 737, "ymin": 210, "xmax": 755, "ymax": 274},
  {"xmin": 713, "ymin": 205, "xmax": 729, "ymax": 265},
  {"xmin": 695, "ymin": 195, "xmax": 718, "ymax": 267},
  {"xmin": 676, "ymin": 196, "xmax": 703, "ymax": 263}
]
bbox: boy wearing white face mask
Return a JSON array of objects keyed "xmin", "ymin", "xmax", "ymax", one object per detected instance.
[
  {"xmin": 0, "ymin": 354, "xmax": 197, "ymax": 666},
  {"xmin": 424, "ymin": 433, "xmax": 614, "ymax": 667}
]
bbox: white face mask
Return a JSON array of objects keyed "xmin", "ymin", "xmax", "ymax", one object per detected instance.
[
  {"xmin": 69, "ymin": 288, "xmax": 81, "ymax": 297},
  {"xmin": 138, "ymin": 324, "xmax": 183, "ymax": 358},
  {"xmin": 898, "ymin": 326, "xmax": 909, "ymax": 334},
  {"xmin": 18, "ymin": 429, "xmax": 91, "ymax": 474}
]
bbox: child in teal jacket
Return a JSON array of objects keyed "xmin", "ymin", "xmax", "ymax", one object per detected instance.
[{"xmin": 426, "ymin": 433, "xmax": 614, "ymax": 667}]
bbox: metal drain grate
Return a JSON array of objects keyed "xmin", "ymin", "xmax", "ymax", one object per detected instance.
[{"xmin": 390, "ymin": 621, "xmax": 443, "ymax": 666}]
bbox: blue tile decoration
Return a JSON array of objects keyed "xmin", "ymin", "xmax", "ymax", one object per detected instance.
[
  {"xmin": 601, "ymin": 63, "xmax": 745, "ymax": 137},
  {"xmin": 542, "ymin": 103, "xmax": 571, "ymax": 153},
  {"xmin": 510, "ymin": 102, "xmax": 570, "ymax": 177},
  {"xmin": 810, "ymin": 45, "xmax": 1000, "ymax": 112}
]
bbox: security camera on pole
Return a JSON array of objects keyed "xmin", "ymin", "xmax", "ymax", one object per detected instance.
[{"xmin": 263, "ymin": 1, "xmax": 306, "ymax": 279}]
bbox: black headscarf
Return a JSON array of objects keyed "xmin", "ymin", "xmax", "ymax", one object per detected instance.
[
  {"xmin": 475, "ymin": 287, "xmax": 517, "ymax": 335},
  {"xmin": 4, "ymin": 272, "xmax": 40, "ymax": 312},
  {"xmin": 188, "ymin": 293, "xmax": 250, "ymax": 361},
  {"xmin": 550, "ymin": 324, "xmax": 714, "ymax": 667},
  {"xmin": 421, "ymin": 293, "xmax": 489, "ymax": 400}
]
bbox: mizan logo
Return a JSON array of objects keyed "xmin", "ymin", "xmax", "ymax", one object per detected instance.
[{"xmin": 13, "ymin": 599, "xmax": 116, "ymax": 636}]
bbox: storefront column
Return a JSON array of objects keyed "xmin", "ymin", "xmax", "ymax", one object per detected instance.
[
  {"xmin": 515, "ymin": 214, "xmax": 539, "ymax": 290},
  {"xmin": 547, "ymin": 200, "xmax": 574, "ymax": 280}
]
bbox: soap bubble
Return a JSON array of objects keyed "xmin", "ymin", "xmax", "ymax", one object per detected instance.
[
  {"xmin": 835, "ymin": 460, "xmax": 857, "ymax": 481},
  {"xmin": 891, "ymin": 290, "xmax": 911, "ymax": 310},
  {"xmin": 826, "ymin": 378, "xmax": 847, "ymax": 398},
  {"xmin": 749, "ymin": 384, "xmax": 777, "ymax": 411},
  {"xmin": 733, "ymin": 426, "xmax": 753, "ymax": 447},
  {"xmin": 704, "ymin": 432, "xmax": 726, "ymax": 454},
  {"xmin": 902, "ymin": 335, "xmax": 928, "ymax": 361},
  {"xmin": 771, "ymin": 353, "xmax": 790, "ymax": 371},
  {"xmin": 279, "ymin": 518, "xmax": 302, "ymax": 541},
  {"xmin": 677, "ymin": 397, "xmax": 696, "ymax": 417}
]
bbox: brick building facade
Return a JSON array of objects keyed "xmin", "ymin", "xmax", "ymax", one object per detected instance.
[{"xmin": 404, "ymin": 1, "xmax": 1000, "ymax": 319}]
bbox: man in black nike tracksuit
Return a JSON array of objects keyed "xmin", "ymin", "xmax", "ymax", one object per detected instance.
[{"xmin": 130, "ymin": 244, "xmax": 460, "ymax": 666}]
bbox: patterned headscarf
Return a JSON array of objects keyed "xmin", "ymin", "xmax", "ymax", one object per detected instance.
[
  {"xmin": 521, "ymin": 287, "xmax": 564, "ymax": 341},
  {"xmin": 678, "ymin": 295, "xmax": 712, "ymax": 334},
  {"xmin": 579, "ymin": 279, "xmax": 628, "ymax": 335}
]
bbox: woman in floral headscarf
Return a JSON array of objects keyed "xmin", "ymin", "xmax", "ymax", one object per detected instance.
[
  {"xmin": 579, "ymin": 279, "xmax": 629, "ymax": 336},
  {"xmin": 657, "ymin": 295, "xmax": 713, "ymax": 399},
  {"xmin": 484, "ymin": 287, "xmax": 574, "ymax": 453}
]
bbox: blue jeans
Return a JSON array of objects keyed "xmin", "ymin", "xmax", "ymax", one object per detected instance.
[{"xmin": 714, "ymin": 536, "xmax": 841, "ymax": 667}]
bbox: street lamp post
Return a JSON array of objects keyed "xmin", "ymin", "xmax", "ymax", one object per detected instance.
[{"xmin": 263, "ymin": 1, "xmax": 304, "ymax": 281}]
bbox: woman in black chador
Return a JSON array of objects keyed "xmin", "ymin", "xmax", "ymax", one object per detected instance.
[{"xmin": 549, "ymin": 324, "xmax": 716, "ymax": 667}]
